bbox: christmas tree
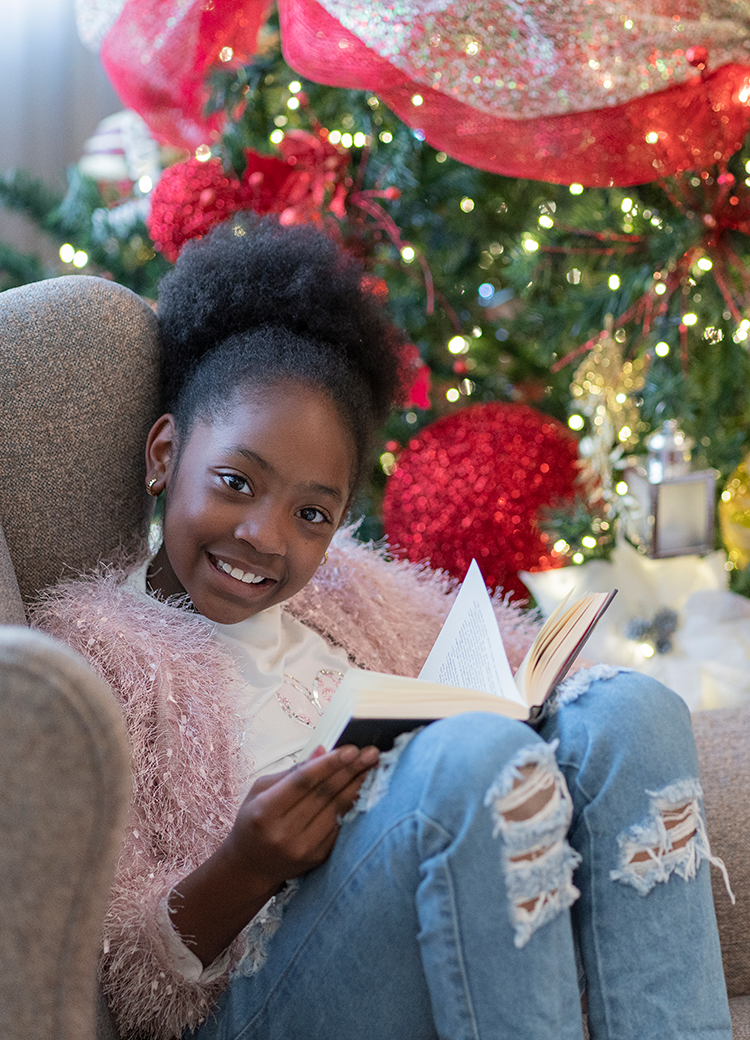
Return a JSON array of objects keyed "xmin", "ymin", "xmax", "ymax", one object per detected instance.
[{"xmin": 4, "ymin": 7, "xmax": 750, "ymax": 596}]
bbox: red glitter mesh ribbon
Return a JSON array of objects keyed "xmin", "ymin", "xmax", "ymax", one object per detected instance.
[
  {"xmin": 93, "ymin": 0, "xmax": 750, "ymax": 183},
  {"xmin": 281, "ymin": 0, "xmax": 750, "ymax": 187},
  {"xmin": 100, "ymin": 0, "xmax": 272, "ymax": 150}
]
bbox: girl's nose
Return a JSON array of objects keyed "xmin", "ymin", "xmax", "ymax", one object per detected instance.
[{"xmin": 233, "ymin": 505, "xmax": 286, "ymax": 557}]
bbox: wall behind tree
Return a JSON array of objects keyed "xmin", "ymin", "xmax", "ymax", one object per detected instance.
[{"xmin": 0, "ymin": 0, "xmax": 120, "ymax": 261}]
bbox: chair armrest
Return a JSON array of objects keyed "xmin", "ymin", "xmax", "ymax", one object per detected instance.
[{"xmin": 0, "ymin": 627, "xmax": 131, "ymax": 1040}]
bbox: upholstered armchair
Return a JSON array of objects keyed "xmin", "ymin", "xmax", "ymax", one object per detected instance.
[
  {"xmin": 0, "ymin": 274, "xmax": 159, "ymax": 1039},
  {"xmin": 1, "ymin": 274, "xmax": 749, "ymax": 1038}
]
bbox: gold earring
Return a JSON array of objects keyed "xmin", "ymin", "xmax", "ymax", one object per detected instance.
[
  {"xmin": 320, "ymin": 550, "xmax": 329, "ymax": 567},
  {"xmin": 146, "ymin": 477, "xmax": 159, "ymax": 496}
]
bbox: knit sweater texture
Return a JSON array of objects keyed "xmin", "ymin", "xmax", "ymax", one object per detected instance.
[{"xmin": 32, "ymin": 530, "xmax": 538, "ymax": 1039}]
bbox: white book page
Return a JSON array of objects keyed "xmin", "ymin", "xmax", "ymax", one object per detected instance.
[{"xmin": 418, "ymin": 560, "xmax": 525, "ymax": 706}]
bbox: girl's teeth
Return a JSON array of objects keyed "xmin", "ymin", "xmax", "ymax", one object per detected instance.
[{"xmin": 216, "ymin": 558, "xmax": 265, "ymax": 584}]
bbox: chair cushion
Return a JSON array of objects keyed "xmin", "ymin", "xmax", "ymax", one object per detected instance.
[
  {"xmin": 693, "ymin": 704, "xmax": 750, "ymax": 998},
  {"xmin": 730, "ymin": 995, "xmax": 750, "ymax": 1039},
  {"xmin": 0, "ymin": 276, "xmax": 160, "ymax": 601}
]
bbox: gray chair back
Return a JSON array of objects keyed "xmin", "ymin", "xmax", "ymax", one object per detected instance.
[{"xmin": 0, "ymin": 275, "xmax": 160, "ymax": 607}]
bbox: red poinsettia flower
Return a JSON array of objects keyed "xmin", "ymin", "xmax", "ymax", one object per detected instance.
[
  {"xmin": 241, "ymin": 151, "xmax": 299, "ymax": 213},
  {"xmin": 361, "ymin": 274, "xmax": 389, "ymax": 302},
  {"xmin": 276, "ymin": 130, "xmax": 351, "ymax": 221}
]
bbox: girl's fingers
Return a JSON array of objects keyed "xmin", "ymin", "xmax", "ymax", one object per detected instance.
[
  {"xmin": 273, "ymin": 766, "xmax": 375, "ymax": 874},
  {"xmin": 248, "ymin": 765, "xmax": 296, "ymax": 796},
  {"xmin": 230, "ymin": 747, "xmax": 381, "ymax": 882},
  {"xmin": 248, "ymin": 744, "xmax": 351, "ymax": 798},
  {"xmin": 294, "ymin": 768, "xmax": 375, "ymax": 852},
  {"xmin": 250, "ymin": 745, "xmax": 378, "ymax": 819}
]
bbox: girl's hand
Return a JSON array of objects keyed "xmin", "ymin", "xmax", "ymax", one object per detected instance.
[
  {"xmin": 240, "ymin": 743, "xmax": 334, "ymax": 796},
  {"xmin": 169, "ymin": 744, "xmax": 379, "ymax": 967},
  {"xmin": 226, "ymin": 744, "xmax": 379, "ymax": 890}
]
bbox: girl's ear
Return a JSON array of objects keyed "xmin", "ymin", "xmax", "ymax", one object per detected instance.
[{"xmin": 144, "ymin": 414, "xmax": 179, "ymax": 496}]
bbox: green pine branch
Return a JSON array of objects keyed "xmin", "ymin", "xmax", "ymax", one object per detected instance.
[
  {"xmin": 0, "ymin": 169, "xmax": 64, "ymax": 229},
  {"xmin": 0, "ymin": 241, "xmax": 45, "ymax": 290}
]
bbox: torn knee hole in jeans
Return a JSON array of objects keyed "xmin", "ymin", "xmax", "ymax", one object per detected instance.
[
  {"xmin": 610, "ymin": 779, "xmax": 734, "ymax": 901},
  {"xmin": 626, "ymin": 801, "xmax": 695, "ymax": 863},
  {"xmin": 504, "ymin": 768, "xmax": 563, "ymax": 915},
  {"xmin": 485, "ymin": 742, "xmax": 582, "ymax": 948}
]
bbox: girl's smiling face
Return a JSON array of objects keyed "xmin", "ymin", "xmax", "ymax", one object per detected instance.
[{"xmin": 145, "ymin": 383, "xmax": 355, "ymax": 625}]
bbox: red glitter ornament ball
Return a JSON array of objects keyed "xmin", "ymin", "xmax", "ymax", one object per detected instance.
[
  {"xmin": 382, "ymin": 403, "xmax": 580, "ymax": 601},
  {"xmin": 147, "ymin": 157, "xmax": 248, "ymax": 263}
]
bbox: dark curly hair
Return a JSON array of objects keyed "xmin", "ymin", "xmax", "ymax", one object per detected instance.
[{"xmin": 156, "ymin": 214, "xmax": 408, "ymax": 489}]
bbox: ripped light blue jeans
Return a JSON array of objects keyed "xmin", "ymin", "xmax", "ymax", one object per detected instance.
[{"xmin": 188, "ymin": 670, "xmax": 732, "ymax": 1040}]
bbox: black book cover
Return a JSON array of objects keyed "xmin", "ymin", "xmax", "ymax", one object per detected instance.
[{"xmin": 334, "ymin": 717, "xmax": 435, "ymax": 752}]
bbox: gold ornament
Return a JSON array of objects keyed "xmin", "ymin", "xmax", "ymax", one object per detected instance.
[
  {"xmin": 569, "ymin": 317, "xmax": 647, "ymax": 514},
  {"xmin": 719, "ymin": 456, "xmax": 750, "ymax": 570}
]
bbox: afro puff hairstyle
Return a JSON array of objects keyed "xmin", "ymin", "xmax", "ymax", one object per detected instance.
[{"xmin": 156, "ymin": 214, "xmax": 409, "ymax": 489}]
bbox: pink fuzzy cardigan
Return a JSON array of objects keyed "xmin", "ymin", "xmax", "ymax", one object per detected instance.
[{"xmin": 32, "ymin": 531, "xmax": 538, "ymax": 1040}]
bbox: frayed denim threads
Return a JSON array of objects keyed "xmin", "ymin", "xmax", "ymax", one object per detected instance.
[
  {"xmin": 485, "ymin": 740, "xmax": 581, "ymax": 947},
  {"xmin": 610, "ymin": 778, "xmax": 734, "ymax": 901}
]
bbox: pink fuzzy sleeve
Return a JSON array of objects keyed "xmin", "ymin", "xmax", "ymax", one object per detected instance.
[
  {"xmin": 31, "ymin": 572, "xmax": 248, "ymax": 1040},
  {"xmin": 286, "ymin": 529, "xmax": 540, "ymax": 676}
]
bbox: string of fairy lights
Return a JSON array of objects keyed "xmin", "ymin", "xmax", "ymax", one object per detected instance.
[{"xmin": 42, "ymin": 55, "xmax": 750, "ymax": 582}]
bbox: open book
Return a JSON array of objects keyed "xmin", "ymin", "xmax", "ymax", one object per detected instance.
[{"xmin": 301, "ymin": 560, "xmax": 616, "ymax": 754}]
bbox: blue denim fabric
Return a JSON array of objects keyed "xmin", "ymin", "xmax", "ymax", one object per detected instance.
[
  {"xmin": 539, "ymin": 671, "xmax": 732, "ymax": 1040},
  {"xmin": 187, "ymin": 672, "xmax": 731, "ymax": 1040}
]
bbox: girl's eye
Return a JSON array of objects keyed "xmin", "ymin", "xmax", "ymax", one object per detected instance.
[
  {"xmin": 221, "ymin": 473, "xmax": 251, "ymax": 494},
  {"xmin": 298, "ymin": 506, "xmax": 328, "ymax": 524}
]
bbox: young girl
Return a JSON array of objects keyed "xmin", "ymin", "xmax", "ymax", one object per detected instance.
[{"xmin": 34, "ymin": 216, "xmax": 731, "ymax": 1040}]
